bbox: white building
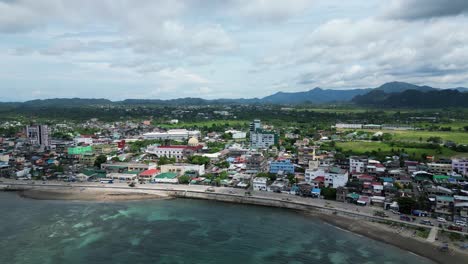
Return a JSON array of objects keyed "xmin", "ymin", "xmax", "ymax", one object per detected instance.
[
  {"xmin": 305, "ymin": 166, "xmax": 349, "ymax": 188},
  {"xmin": 143, "ymin": 129, "xmax": 200, "ymax": 141},
  {"xmin": 335, "ymin": 123, "xmax": 363, "ymax": 129},
  {"xmin": 249, "ymin": 120, "xmax": 278, "ymax": 149},
  {"xmin": 146, "ymin": 144, "xmax": 202, "ymax": 160},
  {"xmin": 452, "ymin": 159, "xmax": 468, "ymax": 176},
  {"xmin": 160, "ymin": 163, "xmax": 205, "ymax": 176},
  {"xmin": 253, "ymin": 177, "xmax": 268, "ymax": 191},
  {"xmin": 224, "ymin": 130, "xmax": 247, "ymax": 139},
  {"xmin": 74, "ymin": 136, "xmax": 94, "ymax": 145},
  {"xmin": 349, "ymin": 156, "xmax": 368, "ymax": 174}
]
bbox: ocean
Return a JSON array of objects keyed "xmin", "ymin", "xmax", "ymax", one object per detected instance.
[{"xmin": 0, "ymin": 192, "xmax": 431, "ymax": 264}]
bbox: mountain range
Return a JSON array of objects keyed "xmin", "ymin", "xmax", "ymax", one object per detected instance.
[{"xmin": 1, "ymin": 81, "xmax": 467, "ymax": 107}]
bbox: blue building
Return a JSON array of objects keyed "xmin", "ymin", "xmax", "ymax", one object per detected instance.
[{"xmin": 269, "ymin": 159, "xmax": 295, "ymax": 175}]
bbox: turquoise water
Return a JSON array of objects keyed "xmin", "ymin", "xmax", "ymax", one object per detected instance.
[{"xmin": 0, "ymin": 192, "xmax": 431, "ymax": 264}]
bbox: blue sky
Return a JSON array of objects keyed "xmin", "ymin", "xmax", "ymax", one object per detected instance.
[{"xmin": 1, "ymin": 0, "xmax": 468, "ymax": 101}]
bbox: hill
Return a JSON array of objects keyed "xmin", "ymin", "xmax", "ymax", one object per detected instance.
[
  {"xmin": 352, "ymin": 89, "xmax": 468, "ymax": 108},
  {"xmin": 260, "ymin": 87, "xmax": 371, "ymax": 104}
]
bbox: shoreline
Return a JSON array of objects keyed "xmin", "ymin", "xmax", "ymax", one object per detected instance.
[
  {"xmin": 3, "ymin": 183, "xmax": 468, "ymax": 263},
  {"xmin": 17, "ymin": 187, "xmax": 171, "ymax": 202}
]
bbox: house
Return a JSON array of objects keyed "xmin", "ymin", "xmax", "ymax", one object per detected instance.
[
  {"xmin": 107, "ymin": 171, "xmax": 138, "ymax": 181},
  {"xmin": 253, "ymin": 177, "xmax": 268, "ymax": 191},
  {"xmin": 153, "ymin": 172, "xmax": 178, "ymax": 183},
  {"xmin": 246, "ymin": 153, "xmax": 267, "ymax": 174},
  {"xmin": 427, "ymin": 161, "xmax": 452, "ymax": 174},
  {"xmin": 305, "ymin": 166, "xmax": 348, "ymax": 188},
  {"xmin": 139, "ymin": 169, "xmax": 160, "ymax": 182},
  {"xmin": 336, "ymin": 187, "xmax": 350, "ymax": 202}
]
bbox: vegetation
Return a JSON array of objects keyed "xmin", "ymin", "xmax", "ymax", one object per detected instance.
[{"xmin": 396, "ymin": 197, "xmax": 418, "ymax": 214}]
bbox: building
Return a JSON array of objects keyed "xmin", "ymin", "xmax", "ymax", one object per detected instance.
[
  {"xmin": 297, "ymin": 146, "xmax": 317, "ymax": 166},
  {"xmin": 249, "ymin": 119, "xmax": 278, "ymax": 149},
  {"xmin": 305, "ymin": 166, "xmax": 349, "ymax": 188},
  {"xmin": 101, "ymin": 162, "xmax": 156, "ymax": 172},
  {"xmin": 434, "ymin": 196, "xmax": 454, "ymax": 218},
  {"xmin": 253, "ymin": 177, "xmax": 268, "ymax": 191},
  {"xmin": 146, "ymin": 144, "xmax": 202, "ymax": 160},
  {"xmin": 143, "ymin": 129, "xmax": 200, "ymax": 141},
  {"xmin": 79, "ymin": 154, "xmax": 96, "ymax": 166},
  {"xmin": 224, "ymin": 130, "xmax": 247, "ymax": 140},
  {"xmin": 454, "ymin": 195, "xmax": 468, "ymax": 219},
  {"xmin": 153, "ymin": 172, "xmax": 178, "ymax": 183},
  {"xmin": 138, "ymin": 169, "xmax": 160, "ymax": 182},
  {"xmin": 452, "ymin": 159, "xmax": 468, "ymax": 176},
  {"xmin": 349, "ymin": 156, "xmax": 368, "ymax": 174},
  {"xmin": 427, "ymin": 161, "xmax": 452, "ymax": 175},
  {"xmin": 246, "ymin": 153, "xmax": 267, "ymax": 174},
  {"xmin": 335, "ymin": 123, "xmax": 363, "ymax": 129},
  {"xmin": 160, "ymin": 163, "xmax": 205, "ymax": 176},
  {"xmin": 269, "ymin": 159, "xmax": 295, "ymax": 175},
  {"xmin": 26, "ymin": 125, "xmax": 50, "ymax": 147}
]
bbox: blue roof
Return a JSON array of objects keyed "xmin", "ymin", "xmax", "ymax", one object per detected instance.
[
  {"xmin": 381, "ymin": 177, "xmax": 394, "ymax": 182},
  {"xmin": 311, "ymin": 188, "xmax": 321, "ymax": 194}
]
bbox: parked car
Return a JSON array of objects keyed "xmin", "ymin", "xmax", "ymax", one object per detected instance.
[
  {"xmin": 448, "ymin": 225, "xmax": 463, "ymax": 231},
  {"xmin": 420, "ymin": 220, "xmax": 434, "ymax": 226},
  {"xmin": 455, "ymin": 220, "xmax": 467, "ymax": 227},
  {"xmin": 437, "ymin": 217, "xmax": 447, "ymax": 223},
  {"xmin": 400, "ymin": 215, "xmax": 412, "ymax": 222}
]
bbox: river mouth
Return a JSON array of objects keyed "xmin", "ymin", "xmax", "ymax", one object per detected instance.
[{"xmin": 0, "ymin": 192, "xmax": 433, "ymax": 264}]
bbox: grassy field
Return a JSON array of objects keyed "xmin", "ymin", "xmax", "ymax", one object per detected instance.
[
  {"xmin": 343, "ymin": 129, "xmax": 468, "ymax": 144},
  {"xmin": 335, "ymin": 141, "xmax": 460, "ymax": 159},
  {"xmin": 159, "ymin": 120, "xmax": 249, "ymax": 129}
]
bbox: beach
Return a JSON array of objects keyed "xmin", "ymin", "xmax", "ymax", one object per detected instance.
[{"xmin": 18, "ymin": 187, "xmax": 170, "ymax": 201}]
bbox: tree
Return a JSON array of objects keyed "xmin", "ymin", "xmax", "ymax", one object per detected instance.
[
  {"xmin": 396, "ymin": 197, "xmax": 417, "ymax": 214},
  {"xmin": 178, "ymin": 175, "xmax": 191, "ymax": 184},
  {"xmin": 287, "ymin": 173, "xmax": 296, "ymax": 184},
  {"xmin": 94, "ymin": 155, "xmax": 107, "ymax": 168},
  {"xmin": 322, "ymin": 187, "xmax": 337, "ymax": 200},
  {"xmin": 427, "ymin": 136, "xmax": 442, "ymax": 144}
]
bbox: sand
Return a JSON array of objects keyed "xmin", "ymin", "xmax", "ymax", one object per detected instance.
[
  {"xmin": 19, "ymin": 188, "xmax": 170, "ymax": 201},
  {"xmin": 313, "ymin": 211, "xmax": 468, "ymax": 264}
]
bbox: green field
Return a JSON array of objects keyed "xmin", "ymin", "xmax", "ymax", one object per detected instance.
[
  {"xmin": 346, "ymin": 129, "xmax": 468, "ymax": 144},
  {"xmin": 335, "ymin": 141, "xmax": 460, "ymax": 159}
]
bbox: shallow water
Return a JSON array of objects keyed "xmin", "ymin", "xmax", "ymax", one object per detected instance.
[{"xmin": 0, "ymin": 192, "xmax": 431, "ymax": 264}]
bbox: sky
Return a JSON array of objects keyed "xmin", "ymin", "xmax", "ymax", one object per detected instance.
[{"xmin": 1, "ymin": 0, "xmax": 468, "ymax": 101}]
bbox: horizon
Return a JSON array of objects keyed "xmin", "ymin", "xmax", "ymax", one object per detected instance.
[{"xmin": 1, "ymin": 1, "xmax": 468, "ymax": 101}]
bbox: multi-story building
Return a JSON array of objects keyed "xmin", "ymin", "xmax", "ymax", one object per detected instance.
[
  {"xmin": 305, "ymin": 166, "xmax": 349, "ymax": 188},
  {"xmin": 452, "ymin": 159, "xmax": 468, "ymax": 176},
  {"xmin": 297, "ymin": 146, "xmax": 317, "ymax": 166},
  {"xmin": 269, "ymin": 159, "xmax": 295, "ymax": 175},
  {"xmin": 427, "ymin": 161, "xmax": 452, "ymax": 175},
  {"xmin": 249, "ymin": 119, "xmax": 278, "ymax": 149},
  {"xmin": 253, "ymin": 177, "xmax": 268, "ymax": 191},
  {"xmin": 349, "ymin": 156, "xmax": 368, "ymax": 174},
  {"xmin": 246, "ymin": 153, "xmax": 267, "ymax": 174},
  {"xmin": 146, "ymin": 144, "xmax": 202, "ymax": 160},
  {"xmin": 26, "ymin": 125, "xmax": 50, "ymax": 147},
  {"xmin": 142, "ymin": 129, "xmax": 200, "ymax": 141}
]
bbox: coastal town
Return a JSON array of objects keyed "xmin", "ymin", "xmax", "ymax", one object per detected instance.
[{"xmin": 1, "ymin": 117, "xmax": 468, "ymax": 246}]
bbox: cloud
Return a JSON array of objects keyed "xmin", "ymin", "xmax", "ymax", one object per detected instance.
[
  {"xmin": 279, "ymin": 16, "xmax": 468, "ymax": 89},
  {"xmin": 382, "ymin": 0, "xmax": 468, "ymax": 20}
]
